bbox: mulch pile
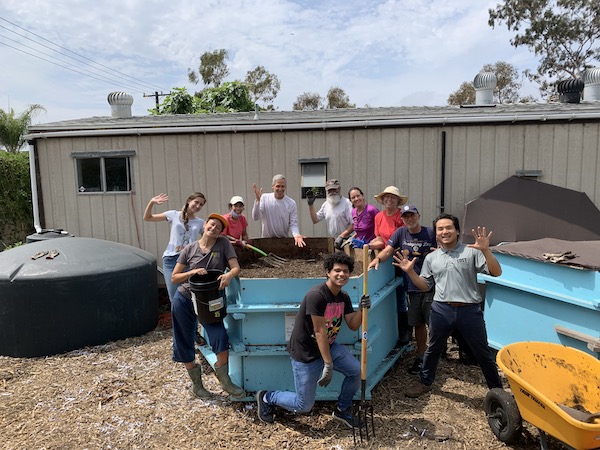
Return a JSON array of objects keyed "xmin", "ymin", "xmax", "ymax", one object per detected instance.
[{"xmin": 1, "ymin": 318, "xmax": 565, "ymax": 449}]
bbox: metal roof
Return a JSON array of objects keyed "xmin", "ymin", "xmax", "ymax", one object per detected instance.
[{"xmin": 26, "ymin": 102, "xmax": 600, "ymax": 139}]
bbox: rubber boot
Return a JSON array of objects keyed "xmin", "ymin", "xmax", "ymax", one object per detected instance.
[
  {"xmin": 186, "ymin": 364, "xmax": 211, "ymax": 399},
  {"xmin": 214, "ymin": 363, "xmax": 246, "ymax": 398}
]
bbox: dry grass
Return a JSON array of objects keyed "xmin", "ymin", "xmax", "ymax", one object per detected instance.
[{"xmin": 0, "ymin": 321, "xmax": 566, "ymax": 450}]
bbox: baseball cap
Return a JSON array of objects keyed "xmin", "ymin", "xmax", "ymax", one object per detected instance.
[
  {"xmin": 401, "ymin": 204, "xmax": 419, "ymax": 216},
  {"xmin": 325, "ymin": 179, "xmax": 340, "ymax": 191},
  {"xmin": 229, "ymin": 195, "xmax": 244, "ymax": 205},
  {"xmin": 208, "ymin": 213, "xmax": 228, "ymax": 230}
]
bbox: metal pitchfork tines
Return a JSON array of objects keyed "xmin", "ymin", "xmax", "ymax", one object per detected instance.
[
  {"xmin": 227, "ymin": 236, "xmax": 288, "ymax": 268},
  {"xmin": 262, "ymin": 252, "xmax": 288, "ymax": 268},
  {"xmin": 353, "ymin": 245, "xmax": 375, "ymax": 444}
]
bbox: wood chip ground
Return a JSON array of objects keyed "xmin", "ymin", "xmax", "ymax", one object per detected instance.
[{"xmin": 1, "ymin": 318, "xmax": 566, "ymax": 449}]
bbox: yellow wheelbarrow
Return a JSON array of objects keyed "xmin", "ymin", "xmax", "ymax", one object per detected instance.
[{"xmin": 484, "ymin": 341, "xmax": 600, "ymax": 449}]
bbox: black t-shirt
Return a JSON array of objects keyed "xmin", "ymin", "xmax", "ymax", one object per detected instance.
[{"xmin": 287, "ymin": 282, "xmax": 354, "ymax": 363}]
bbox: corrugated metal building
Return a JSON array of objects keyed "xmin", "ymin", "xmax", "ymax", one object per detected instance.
[{"xmin": 26, "ymin": 100, "xmax": 600, "ymax": 267}]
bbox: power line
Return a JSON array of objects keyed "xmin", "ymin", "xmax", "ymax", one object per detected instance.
[
  {"xmin": 0, "ymin": 16, "xmax": 169, "ymax": 93},
  {"xmin": 0, "ymin": 34, "xmax": 152, "ymax": 94},
  {"xmin": 0, "ymin": 40, "xmax": 148, "ymax": 94}
]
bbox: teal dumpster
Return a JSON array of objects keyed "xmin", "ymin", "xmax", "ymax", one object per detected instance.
[
  {"xmin": 479, "ymin": 238, "xmax": 600, "ymax": 358},
  {"xmin": 197, "ymin": 239, "xmax": 405, "ymax": 401}
]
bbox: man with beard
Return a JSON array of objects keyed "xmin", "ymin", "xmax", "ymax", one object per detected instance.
[
  {"xmin": 252, "ymin": 174, "xmax": 306, "ymax": 247},
  {"xmin": 307, "ymin": 179, "xmax": 353, "ymax": 249}
]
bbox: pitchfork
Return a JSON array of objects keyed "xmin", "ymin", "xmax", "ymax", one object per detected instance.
[
  {"xmin": 227, "ymin": 236, "xmax": 288, "ymax": 268},
  {"xmin": 353, "ymin": 245, "xmax": 375, "ymax": 443}
]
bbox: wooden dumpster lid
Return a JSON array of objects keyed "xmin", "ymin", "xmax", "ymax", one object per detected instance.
[{"xmin": 492, "ymin": 238, "xmax": 600, "ymax": 271}]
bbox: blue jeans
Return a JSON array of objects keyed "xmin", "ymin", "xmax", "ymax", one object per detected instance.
[
  {"xmin": 171, "ymin": 291, "xmax": 229, "ymax": 363},
  {"xmin": 265, "ymin": 342, "xmax": 360, "ymax": 413},
  {"xmin": 420, "ymin": 301, "xmax": 502, "ymax": 389},
  {"xmin": 162, "ymin": 255, "xmax": 179, "ymax": 303}
]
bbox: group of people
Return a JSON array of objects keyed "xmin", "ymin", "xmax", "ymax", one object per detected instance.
[{"xmin": 143, "ymin": 174, "xmax": 503, "ymax": 429}]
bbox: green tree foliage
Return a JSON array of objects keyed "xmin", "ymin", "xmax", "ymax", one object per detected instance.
[
  {"xmin": 148, "ymin": 88, "xmax": 200, "ymax": 115},
  {"xmin": 0, "ymin": 105, "xmax": 46, "ymax": 153},
  {"xmin": 326, "ymin": 86, "xmax": 355, "ymax": 109},
  {"xmin": 489, "ymin": 0, "xmax": 600, "ymax": 96},
  {"xmin": 196, "ymin": 81, "xmax": 254, "ymax": 112},
  {"xmin": 245, "ymin": 66, "xmax": 281, "ymax": 108},
  {"xmin": 188, "ymin": 49, "xmax": 230, "ymax": 87},
  {"xmin": 293, "ymin": 92, "xmax": 323, "ymax": 110},
  {"xmin": 149, "ymin": 84, "xmax": 254, "ymax": 115},
  {"xmin": 447, "ymin": 81, "xmax": 476, "ymax": 105},
  {"xmin": 0, "ymin": 151, "xmax": 33, "ymax": 248}
]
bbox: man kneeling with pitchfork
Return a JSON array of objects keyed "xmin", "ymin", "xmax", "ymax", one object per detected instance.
[{"xmin": 256, "ymin": 252, "xmax": 370, "ymax": 429}]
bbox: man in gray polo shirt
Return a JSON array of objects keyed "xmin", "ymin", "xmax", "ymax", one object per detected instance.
[{"xmin": 394, "ymin": 213, "xmax": 503, "ymax": 398}]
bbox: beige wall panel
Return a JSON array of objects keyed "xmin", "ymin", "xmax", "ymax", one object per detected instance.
[
  {"xmin": 565, "ymin": 123, "xmax": 584, "ymax": 191},
  {"xmin": 391, "ymin": 129, "xmax": 410, "ymax": 204},
  {"xmin": 536, "ymin": 124, "xmax": 554, "ymax": 183},
  {"xmin": 581, "ymin": 123, "xmax": 600, "ymax": 203},
  {"xmin": 492, "ymin": 126, "xmax": 511, "ymax": 184},
  {"xmin": 448, "ymin": 127, "xmax": 468, "ymax": 216},
  {"xmin": 550, "ymin": 124, "xmax": 569, "ymax": 186}
]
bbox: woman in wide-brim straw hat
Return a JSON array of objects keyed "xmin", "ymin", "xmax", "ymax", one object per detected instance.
[{"xmin": 369, "ymin": 186, "xmax": 408, "ymax": 250}]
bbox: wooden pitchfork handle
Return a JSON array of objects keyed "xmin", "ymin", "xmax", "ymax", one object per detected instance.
[{"xmin": 361, "ymin": 245, "xmax": 369, "ymax": 384}]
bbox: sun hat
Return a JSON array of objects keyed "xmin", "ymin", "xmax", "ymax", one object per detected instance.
[
  {"xmin": 208, "ymin": 213, "xmax": 228, "ymax": 230},
  {"xmin": 401, "ymin": 204, "xmax": 419, "ymax": 216},
  {"xmin": 229, "ymin": 196, "xmax": 244, "ymax": 205},
  {"xmin": 374, "ymin": 186, "xmax": 408, "ymax": 205}
]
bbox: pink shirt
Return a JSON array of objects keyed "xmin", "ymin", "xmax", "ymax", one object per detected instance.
[{"xmin": 222, "ymin": 213, "xmax": 248, "ymax": 240}]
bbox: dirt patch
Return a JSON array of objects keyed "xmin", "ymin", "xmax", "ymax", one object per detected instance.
[
  {"xmin": 239, "ymin": 255, "xmax": 364, "ymax": 279},
  {"xmin": 0, "ymin": 323, "xmax": 566, "ymax": 450}
]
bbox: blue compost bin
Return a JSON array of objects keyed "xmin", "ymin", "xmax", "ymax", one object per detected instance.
[
  {"xmin": 196, "ymin": 238, "xmax": 406, "ymax": 401},
  {"xmin": 479, "ymin": 238, "xmax": 600, "ymax": 358}
]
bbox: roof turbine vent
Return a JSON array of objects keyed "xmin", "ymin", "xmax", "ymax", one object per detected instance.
[
  {"xmin": 583, "ymin": 67, "xmax": 600, "ymax": 102},
  {"xmin": 473, "ymin": 71, "xmax": 497, "ymax": 105},
  {"xmin": 107, "ymin": 92, "xmax": 134, "ymax": 118},
  {"xmin": 556, "ymin": 79, "xmax": 584, "ymax": 104}
]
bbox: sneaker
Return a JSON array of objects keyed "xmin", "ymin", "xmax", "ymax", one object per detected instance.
[
  {"xmin": 408, "ymin": 358, "xmax": 423, "ymax": 375},
  {"xmin": 256, "ymin": 390, "xmax": 274, "ymax": 423},
  {"xmin": 405, "ymin": 380, "xmax": 433, "ymax": 398},
  {"xmin": 332, "ymin": 406, "xmax": 364, "ymax": 429}
]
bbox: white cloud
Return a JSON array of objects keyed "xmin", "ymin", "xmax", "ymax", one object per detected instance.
[{"xmin": 0, "ymin": 0, "xmax": 541, "ymax": 123}]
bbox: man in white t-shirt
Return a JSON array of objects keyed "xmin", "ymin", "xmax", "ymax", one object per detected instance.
[
  {"xmin": 252, "ymin": 174, "xmax": 306, "ymax": 247},
  {"xmin": 307, "ymin": 179, "xmax": 353, "ymax": 246}
]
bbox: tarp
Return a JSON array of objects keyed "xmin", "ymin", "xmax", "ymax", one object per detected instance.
[
  {"xmin": 492, "ymin": 238, "xmax": 600, "ymax": 271},
  {"xmin": 462, "ymin": 176, "xmax": 600, "ymax": 246}
]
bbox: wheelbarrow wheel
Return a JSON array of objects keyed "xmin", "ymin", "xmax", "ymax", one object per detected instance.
[{"xmin": 484, "ymin": 388, "xmax": 522, "ymax": 444}]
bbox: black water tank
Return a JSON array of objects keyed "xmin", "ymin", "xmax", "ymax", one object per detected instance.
[
  {"xmin": 0, "ymin": 237, "xmax": 158, "ymax": 357},
  {"xmin": 26, "ymin": 228, "xmax": 75, "ymax": 243}
]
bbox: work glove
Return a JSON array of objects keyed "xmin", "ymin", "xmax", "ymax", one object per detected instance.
[
  {"xmin": 334, "ymin": 235, "xmax": 345, "ymax": 250},
  {"xmin": 306, "ymin": 189, "xmax": 315, "ymax": 206},
  {"xmin": 359, "ymin": 294, "xmax": 371, "ymax": 310},
  {"xmin": 318, "ymin": 362, "xmax": 334, "ymax": 387},
  {"xmin": 351, "ymin": 238, "xmax": 368, "ymax": 249},
  {"xmin": 233, "ymin": 239, "xmax": 246, "ymax": 248}
]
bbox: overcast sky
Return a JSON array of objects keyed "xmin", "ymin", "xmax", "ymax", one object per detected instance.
[{"xmin": 0, "ymin": 0, "xmax": 540, "ymax": 124}]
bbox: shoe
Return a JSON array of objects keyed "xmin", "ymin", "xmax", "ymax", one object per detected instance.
[
  {"xmin": 408, "ymin": 358, "xmax": 423, "ymax": 375},
  {"xmin": 332, "ymin": 406, "xmax": 364, "ymax": 429},
  {"xmin": 256, "ymin": 390, "xmax": 274, "ymax": 423},
  {"xmin": 405, "ymin": 380, "xmax": 432, "ymax": 398}
]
